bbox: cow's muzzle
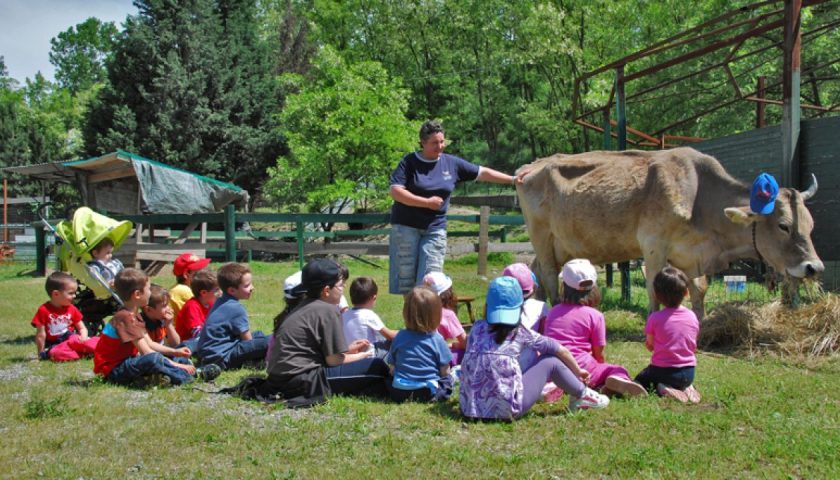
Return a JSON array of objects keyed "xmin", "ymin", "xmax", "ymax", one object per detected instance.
[{"xmin": 788, "ymin": 260, "xmax": 825, "ymax": 278}]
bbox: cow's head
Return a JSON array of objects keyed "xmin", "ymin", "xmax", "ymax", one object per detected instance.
[{"xmin": 724, "ymin": 175, "xmax": 824, "ymax": 279}]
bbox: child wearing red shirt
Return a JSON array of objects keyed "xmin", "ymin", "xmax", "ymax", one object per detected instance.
[
  {"xmin": 94, "ymin": 268, "xmax": 219, "ymax": 387},
  {"xmin": 175, "ymin": 269, "xmax": 218, "ymax": 352},
  {"xmin": 31, "ymin": 272, "xmax": 99, "ymax": 361}
]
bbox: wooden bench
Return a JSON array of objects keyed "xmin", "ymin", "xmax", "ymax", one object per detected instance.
[
  {"xmin": 457, "ymin": 295, "xmax": 477, "ymax": 326},
  {"xmin": 134, "ymin": 248, "xmax": 206, "ymax": 275}
]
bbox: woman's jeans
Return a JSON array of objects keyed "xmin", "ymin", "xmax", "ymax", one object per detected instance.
[{"xmin": 389, "ymin": 223, "xmax": 447, "ymax": 294}]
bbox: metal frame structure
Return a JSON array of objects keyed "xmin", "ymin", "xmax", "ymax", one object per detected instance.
[{"xmin": 572, "ymin": 0, "xmax": 838, "ymax": 166}]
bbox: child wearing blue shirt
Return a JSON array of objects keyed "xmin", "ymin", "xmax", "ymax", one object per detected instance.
[
  {"xmin": 385, "ymin": 286, "xmax": 454, "ymax": 402},
  {"xmin": 196, "ymin": 263, "xmax": 268, "ymax": 369}
]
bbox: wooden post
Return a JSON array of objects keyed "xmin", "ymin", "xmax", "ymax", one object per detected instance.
[
  {"xmin": 35, "ymin": 220, "xmax": 46, "ymax": 276},
  {"xmin": 224, "ymin": 204, "xmax": 236, "ymax": 262},
  {"xmin": 478, "ymin": 206, "xmax": 489, "ymax": 277},
  {"xmin": 616, "ymin": 66, "xmax": 632, "ymax": 303},
  {"xmin": 200, "ymin": 222, "xmax": 207, "ymax": 244},
  {"xmin": 782, "ymin": 0, "xmax": 802, "ymax": 189},
  {"xmin": 603, "ymin": 108, "xmax": 614, "ymax": 288},
  {"xmin": 3, "ymin": 178, "xmax": 7, "ymax": 243},
  {"xmin": 296, "ymin": 220, "xmax": 305, "ymax": 270}
]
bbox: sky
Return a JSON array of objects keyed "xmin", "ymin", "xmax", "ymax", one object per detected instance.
[{"xmin": 0, "ymin": 0, "xmax": 138, "ymax": 84}]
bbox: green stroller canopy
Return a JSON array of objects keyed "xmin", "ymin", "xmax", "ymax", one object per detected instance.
[{"xmin": 56, "ymin": 207, "xmax": 133, "ymax": 257}]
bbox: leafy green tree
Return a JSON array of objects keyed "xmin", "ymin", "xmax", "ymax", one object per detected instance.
[
  {"xmin": 49, "ymin": 17, "xmax": 118, "ymax": 94},
  {"xmin": 83, "ymin": 0, "xmax": 288, "ymax": 203},
  {"xmin": 264, "ymin": 46, "xmax": 416, "ymax": 223}
]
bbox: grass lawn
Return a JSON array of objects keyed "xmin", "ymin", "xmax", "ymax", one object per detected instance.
[{"xmin": 1, "ymin": 257, "xmax": 839, "ymax": 478}]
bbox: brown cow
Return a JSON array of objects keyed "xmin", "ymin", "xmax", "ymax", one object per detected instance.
[{"xmin": 515, "ymin": 147, "xmax": 823, "ymax": 318}]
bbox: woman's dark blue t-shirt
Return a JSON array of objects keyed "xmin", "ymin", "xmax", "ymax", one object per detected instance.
[{"xmin": 389, "ymin": 152, "xmax": 480, "ymax": 230}]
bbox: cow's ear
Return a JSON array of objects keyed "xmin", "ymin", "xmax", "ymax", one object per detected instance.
[{"xmin": 724, "ymin": 207, "xmax": 758, "ymax": 225}]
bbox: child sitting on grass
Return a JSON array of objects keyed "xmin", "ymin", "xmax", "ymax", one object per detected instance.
[
  {"xmin": 31, "ymin": 272, "xmax": 99, "ymax": 362},
  {"xmin": 196, "ymin": 263, "xmax": 268, "ymax": 370},
  {"xmin": 87, "ymin": 238, "xmax": 124, "ymax": 286},
  {"xmin": 423, "ymin": 271, "xmax": 467, "ymax": 364},
  {"xmin": 175, "ymin": 269, "xmax": 218, "ymax": 351},
  {"xmin": 385, "ymin": 286, "xmax": 454, "ymax": 403},
  {"xmin": 93, "ymin": 268, "xmax": 220, "ymax": 388},
  {"xmin": 502, "ymin": 263, "xmax": 548, "ymax": 330},
  {"xmin": 266, "ymin": 271, "xmax": 305, "ymax": 362},
  {"xmin": 342, "ymin": 276, "xmax": 397, "ymax": 359},
  {"xmin": 141, "ymin": 285, "xmax": 180, "ymax": 348},
  {"xmin": 634, "ymin": 266, "xmax": 701, "ymax": 403},
  {"xmin": 459, "ymin": 276, "xmax": 609, "ymax": 421},
  {"xmin": 169, "ymin": 253, "xmax": 211, "ymax": 319},
  {"xmin": 542, "ymin": 259, "xmax": 646, "ymax": 398}
]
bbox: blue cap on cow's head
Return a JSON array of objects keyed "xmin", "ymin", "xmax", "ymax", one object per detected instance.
[
  {"xmin": 486, "ymin": 276, "xmax": 523, "ymax": 326},
  {"xmin": 750, "ymin": 172, "xmax": 779, "ymax": 215}
]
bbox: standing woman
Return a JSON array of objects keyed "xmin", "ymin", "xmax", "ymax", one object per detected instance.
[{"xmin": 389, "ymin": 120, "xmax": 524, "ymax": 294}]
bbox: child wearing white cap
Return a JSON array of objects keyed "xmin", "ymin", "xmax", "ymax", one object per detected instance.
[
  {"xmin": 459, "ymin": 276, "xmax": 609, "ymax": 420},
  {"xmin": 542, "ymin": 259, "xmax": 646, "ymax": 397},
  {"xmin": 423, "ymin": 271, "xmax": 467, "ymax": 364}
]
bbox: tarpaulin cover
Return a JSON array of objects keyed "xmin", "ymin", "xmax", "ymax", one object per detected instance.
[{"xmin": 128, "ymin": 153, "xmax": 250, "ymax": 214}]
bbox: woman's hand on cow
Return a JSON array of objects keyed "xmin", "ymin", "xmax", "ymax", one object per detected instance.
[{"xmin": 514, "ymin": 166, "xmax": 533, "ymax": 185}]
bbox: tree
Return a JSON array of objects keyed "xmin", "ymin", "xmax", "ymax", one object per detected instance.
[
  {"xmin": 49, "ymin": 17, "xmax": 118, "ymax": 94},
  {"xmin": 263, "ymin": 46, "xmax": 416, "ymax": 224},
  {"xmin": 83, "ymin": 0, "xmax": 289, "ymax": 202}
]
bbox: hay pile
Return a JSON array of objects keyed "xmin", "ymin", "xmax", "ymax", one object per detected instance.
[{"xmin": 698, "ymin": 292, "xmax": 840, "ymax": 356}]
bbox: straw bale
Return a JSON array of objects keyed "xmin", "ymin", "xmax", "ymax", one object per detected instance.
[{"xmin": 698, "ymin": 293, "xmax": 840, "ymax": 356}]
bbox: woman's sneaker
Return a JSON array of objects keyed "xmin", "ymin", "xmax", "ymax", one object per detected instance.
[
  {"xmin": 196, "ymin": 364, "xmax": 222, "ymax": 382},
  {"xmin": 657, "ymin": 383, "xmax": 689, "ymax": 403},
  {"xmin": 604, "ymin": 375, "xmax": 648, "ymax": 397},
  {"xmin": 569, "ymin": 387, "xmax": 610, "ymax": 412},
  {"xmin": 684, "ymin": 384, "xmax": 701, "ymax": 404}
]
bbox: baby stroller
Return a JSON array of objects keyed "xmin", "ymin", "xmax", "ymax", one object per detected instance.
[{"xmin": 47, "ymin": 206, "xmax": 133, "ymax": 335}]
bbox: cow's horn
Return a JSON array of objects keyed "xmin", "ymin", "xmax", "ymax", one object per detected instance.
[{"xmin": 801, "ymin": 174, "xmax": 818, "ymax": 201}]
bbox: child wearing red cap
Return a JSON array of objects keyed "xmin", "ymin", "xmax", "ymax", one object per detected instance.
[{"xmin": 169, "ymin": 253, "xmax": 211, "ymax": 319}]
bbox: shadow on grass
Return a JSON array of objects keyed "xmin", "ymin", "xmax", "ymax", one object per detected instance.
[
  {"xmin": 427, "ymin": 399, "xmax": 464, "ymax": 420},
  {"xmin": 0, "ymin": 335, "xmax": 33, "ymax": 345},
  {"xmin": 65, "ymin": 377, "xmax": 102, "ymax": 389}
]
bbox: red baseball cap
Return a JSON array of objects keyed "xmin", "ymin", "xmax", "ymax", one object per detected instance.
[{"xmin": 173, "ymin": 253, "xmax": 211, "ymax": 276}]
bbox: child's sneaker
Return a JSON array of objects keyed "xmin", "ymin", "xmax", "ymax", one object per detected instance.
[
  {"xmin": 196, "ymin": 364, "xmax": 222, "ymax": 382},
  {"xmin": 451, "ymin": 365, "xmax": 462, "ymax": 383},
  {"xmin": 684, "ymin": 384, "xmax": 701, "ymax": 404},
  {"xmin": 657, "ymin": 383, "xmax": 689, "ymax": 403},
  {"xmin": 604, "ymin": 375, "xmax": 648, "ymax": 397},
  {"xmin": 569, "ymin": 387, "xmax": 609, "ymax": 412},
  {"xmin": 541, "ymin": 384, "xmax": 564, "ymax": 403}
]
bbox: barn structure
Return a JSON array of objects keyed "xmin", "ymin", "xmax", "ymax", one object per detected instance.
[{"xmin": 571, "ymin": 0, "xmax": 839, "ymax": 292}]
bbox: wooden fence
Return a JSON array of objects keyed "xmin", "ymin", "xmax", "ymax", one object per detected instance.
[{"xmin": 33, "ymin": 205, "xmax": 529, "ymax": 276}]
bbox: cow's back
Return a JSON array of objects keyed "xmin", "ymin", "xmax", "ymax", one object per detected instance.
[{"xmin": 517, "ymin": 148, "xmax": 706, "ymax": 264}]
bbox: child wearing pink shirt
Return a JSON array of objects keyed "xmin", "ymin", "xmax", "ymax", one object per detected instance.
[
  {"xmin": 423, "ymin": 272, "xmax": 466, "ymax": 365},
  {"xmin": 543, "ymin": 259, "xmax": 646, "ymax": 397},
  {"xmin": 634, "ymin": 266, "xmax": 701, "ymax": 403}
]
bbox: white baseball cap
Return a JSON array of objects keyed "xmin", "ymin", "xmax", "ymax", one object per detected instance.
[
  {"xmin": 423, "ymin": 271, "xmax": 453, "ymax": 295},
  {"xmin": 283, "ymin": 271, "xmax": 303, "ymax": 299},
  {"xmin": 560, "ymin": 259, "xmax": 597, "ymax": 290}
]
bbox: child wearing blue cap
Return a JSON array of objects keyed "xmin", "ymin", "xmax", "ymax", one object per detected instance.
[{"xmin": 459, "ymin": 276, "xmax": 609, "ymax": 420}]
